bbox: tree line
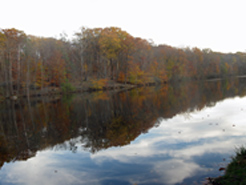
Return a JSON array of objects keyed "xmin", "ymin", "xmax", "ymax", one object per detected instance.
[{"xmin": 1, "ymin": 27, "xmax": 246, "ymax": 97}]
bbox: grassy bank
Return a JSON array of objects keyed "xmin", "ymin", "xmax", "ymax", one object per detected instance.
[{"xmin": 207, "ymin": 146, "xmax": 246, "ymax": 185}]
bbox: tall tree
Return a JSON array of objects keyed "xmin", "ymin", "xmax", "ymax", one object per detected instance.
[{"xmin": 2, "ymin": 28, "xmax": 26, "ymax": 96}]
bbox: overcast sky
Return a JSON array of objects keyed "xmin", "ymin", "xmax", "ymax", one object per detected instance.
[{"xmin": 1, "ymin": 0, "xmax": 246, "ymax": 53}]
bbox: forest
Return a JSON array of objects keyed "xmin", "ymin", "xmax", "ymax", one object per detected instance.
[{"xmin": 1, "ymin": 27, "xmax": 246, "ymax": 98}]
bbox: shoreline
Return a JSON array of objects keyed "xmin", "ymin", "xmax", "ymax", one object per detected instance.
[
  {"xmin": 1, "ymin": 80, "xmax": 159, "ymax": 101},
  {"xmin": 2, "ymin": 75, "xmax": 245, "ymax": 101}
]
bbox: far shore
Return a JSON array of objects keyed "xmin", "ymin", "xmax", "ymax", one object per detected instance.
[
  {"xmin": 1, "ymin": 80, "xmax": 161, "ymax": 101},
  {"xmin": 2, "ymin": 75, "xmax": 245, "ymax": 101}
]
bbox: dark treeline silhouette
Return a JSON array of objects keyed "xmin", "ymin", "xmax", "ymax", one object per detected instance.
[
  {"xmin": 0, "ymin": 77, "xmax": 246, "ymax": 168},
  {"xmin": 1, "ymin": 27, "xmax": 246, "ymax": 97}
]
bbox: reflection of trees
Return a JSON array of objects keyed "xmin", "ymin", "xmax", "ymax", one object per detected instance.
[{"xmin": 1, "ymin": 78, "xmax": 246, "ymax": 167}]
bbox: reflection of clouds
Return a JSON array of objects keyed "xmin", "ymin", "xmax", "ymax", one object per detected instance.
[
  {"xmin": 171, "ymin": 137, "xmax": 242, "ymax": 159},
  {"xmin": 1, "ymin": 151, "xmax": 100, "ymax": 185},
  {"xmin": 154, "ymin": 159, "xmax": 205, "ymax": 185},
  {"xmin": 1, "ymin": 97, "xmax": 246, "ymax": 185},
  {"xmin": 92, "ymin": 97, "xmax": 246, "ymax": 184},
  {"xmin": 154, "ymin": 97, "xmax": 246, "ymax": 143}
]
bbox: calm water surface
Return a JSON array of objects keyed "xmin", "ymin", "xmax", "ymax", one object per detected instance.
[{"xmin": 0, "ymin": 78, "xmax": 246, "ymax": 185}]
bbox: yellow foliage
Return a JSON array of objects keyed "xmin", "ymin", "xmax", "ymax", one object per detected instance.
[
  {"xmin": 128, "ymin": 61, "xmax": 147, "ymax": 84},
  {"xmin": 92, "ymin": 92, "xmax": 109, "ymax": 101},
  {"xmin": 91, "ymin": 79, "xmax": 109, "ymax": 90},
  {"xmin": 84, "ymin": 64, "xmax": 88, "ymax": 72}
]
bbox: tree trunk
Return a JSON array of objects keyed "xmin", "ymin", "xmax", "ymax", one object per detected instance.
[{"xmin": 110, "ymin": 58, "xmax": 114, "ymax": 80}]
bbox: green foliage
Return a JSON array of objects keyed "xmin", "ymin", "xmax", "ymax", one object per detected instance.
[
  {"xmin": 62, "ymin": 94, "xmax": 75, "ymax": 105},
  {"xmin": 61, "ymin": 79, "xmax": 75, "ymax": 93},
  {"xmin": 128, "ymin": 72, "xmax": 144, "ymax": 84},
  {"xmin": 213, "ymin": 146, "xmax": 246, "ymax": 185}
]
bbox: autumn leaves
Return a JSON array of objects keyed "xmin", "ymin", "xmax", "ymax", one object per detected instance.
[{"xmin": 0, "ymin": 27, "xmax": 246, "ymax": 97}]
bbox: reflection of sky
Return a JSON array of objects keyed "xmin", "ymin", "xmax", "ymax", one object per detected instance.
[{"xmin": 1, "ymin": 96, "xmax": 246, "ymax": 185}]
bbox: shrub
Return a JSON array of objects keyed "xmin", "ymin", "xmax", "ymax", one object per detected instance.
[
  {"xmin": 61, "ymin": 79, "xmax": 75, "ymax": 93},
  {"xmin": 212, "ymin": 146, "xmax": 246, "ymax": 185}
]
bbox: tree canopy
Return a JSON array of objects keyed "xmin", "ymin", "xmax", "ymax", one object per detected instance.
[{"xmin": 0, "ymin": 27, "xmax": 246, "ymax": 97}]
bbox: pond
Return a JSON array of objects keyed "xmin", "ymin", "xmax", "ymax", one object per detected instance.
[{"xmin": 0, "ymin": 77, "xmax": 246, "ymax": 185}]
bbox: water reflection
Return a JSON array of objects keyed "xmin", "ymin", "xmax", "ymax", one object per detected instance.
[
  {"xmin": 0, "ymin": 78, "xmax": 246, "ymax": 184},
  {"xmin": 91, "ymin": 97, "xmax": 246, "ymax": 184}
]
